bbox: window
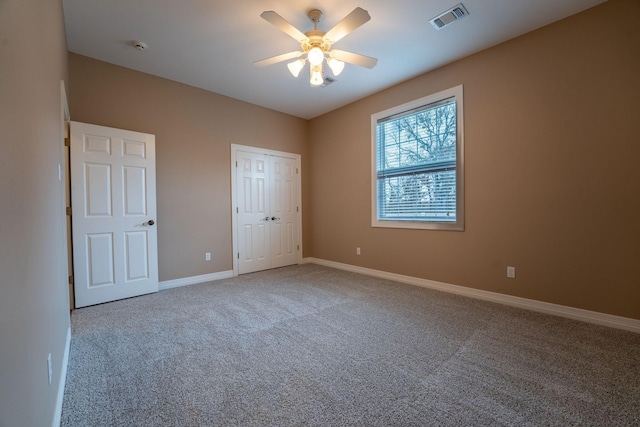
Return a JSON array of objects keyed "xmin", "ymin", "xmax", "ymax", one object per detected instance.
[{"xmin": 372, "ymin": 85, "xmax": 464, "ymax": 230}]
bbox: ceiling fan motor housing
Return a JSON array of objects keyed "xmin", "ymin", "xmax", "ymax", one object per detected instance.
[
  {"xmin": 303, "ymin": 9, "xmax": 332, "ymax": 54},
  {"xmin": 302, "ymin": 30, "xmax": 331, "ymax": 53}
]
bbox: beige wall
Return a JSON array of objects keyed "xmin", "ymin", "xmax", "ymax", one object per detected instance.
[
  {"xmin": 0, "ymin": 0, "xmax": 70, "ymax": 425},
  {"xmin": 308, "ymin": 0, "xmax": 640, "ymax": 320},
  {"xmin": 68, "ymin": 54, "xmax": 309, "ymax": 282}
]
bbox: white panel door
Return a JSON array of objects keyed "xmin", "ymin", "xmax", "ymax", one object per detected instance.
[
  {"xmin": 236, "ymin": 151, "xmax": 271, "ymax": 274},
  {"xmin": 71, "ymin": 121, "xmax": 158, "ymax": 308},
  {"xmin": 269, "ymin": 156, "xmax": 298, "ymax": 269},
  {"xmin": 235, "ymin": 149, "xmax": 299, "ymax": 274}
]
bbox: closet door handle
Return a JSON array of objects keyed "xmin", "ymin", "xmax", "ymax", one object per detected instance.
[
  {"xmin": 263, "ymin": 216, "xmax": 271, "ymax": 221},
  {"xmin": 271, "ymin": 217, "xmax": 280, "ymax": 221}
]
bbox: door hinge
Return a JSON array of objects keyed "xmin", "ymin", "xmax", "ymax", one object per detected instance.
[
  {"xmin": 237, "ymin": 252, "xmax": 240, "ymax": 259},
  {"xmin": 236, "ymin": 207, "xmax": 239, "ymax": 213},
  {"xmin": 235, "ymin": 161, "xmax": 238, "ymax": 167},
  {"xmin": 66, "ymin": 206, "xmax": 72, "ymax": 216},
  {"xmin": 297, "ymin": 245, "xmax": 300, "ymax": 251},
  {"xmin": 296, "ymin": 168, "xmax": 299, "ymax": 174},
  {"xmin": 297, "ymin": 206, "xmax": 299, "ymax": 212},
  {"xmin": 64, "ymin": 137, "xmax": 70, "ymax": 147},
  {"xmin": 68, "ymin": 275, "xmax": 74, "ymax": 285}
]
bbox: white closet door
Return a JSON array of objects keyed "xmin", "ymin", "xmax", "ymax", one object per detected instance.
[
  {"xmin": 269, "ymin": 155, "xmax": 298, "ymax": 269},
  {"xmin": 71, "ymin": 121, "xmax": 158, "ymax": 307},
  {"xmin": 236, "ymin": 151, "xmax": 271, "ymax": 274},
  {"xmin": 235, "ymin": 148, "xmax": 300, "ymax": 274}
]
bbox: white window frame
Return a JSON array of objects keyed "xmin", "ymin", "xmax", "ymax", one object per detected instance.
[{"xmin": 371, "ymin": 85, "xmax": 464, "ymax": 231}]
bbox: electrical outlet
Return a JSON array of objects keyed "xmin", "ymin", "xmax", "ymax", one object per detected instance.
[
  {"xmin": 47, "ymin": 353, "xmax": 52, "ymax": 385},
  {"xmin": 507, "ymin": 266, "xmax": 516, "ymax": 279},
  {"xmin": 205, "ymin": 252, "xmax": 211, "ymax": 261},
  {"xmin": 356, "ymin": 247, "xmax": 361, "ymax": 255}
]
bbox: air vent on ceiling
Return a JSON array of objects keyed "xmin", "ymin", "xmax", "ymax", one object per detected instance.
[{"xmin": 430, "ymin": 3, "xmax": 469, "ymax": 30}]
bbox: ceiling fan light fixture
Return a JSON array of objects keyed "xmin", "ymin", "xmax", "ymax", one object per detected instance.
[
  {"xmin": 307, "ymin": 47, "xmax": 324, "ymax": 66},
  {"xmin": 310, "ymin": 65, "xmax": 324, "ymax": 86},
  {"xmin": 287, "ymin": 58, "xmax": 305, "ymax": 77},
  {"xmin": 327, "ymin": 57, "xmax": 345, "ymax": 76}
]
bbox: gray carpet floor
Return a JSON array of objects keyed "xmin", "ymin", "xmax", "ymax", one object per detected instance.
[{"xmin": 61, "ymin": 264, "xmax": 640, "ymax": 426}]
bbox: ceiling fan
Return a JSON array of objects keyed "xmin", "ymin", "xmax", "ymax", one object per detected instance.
[{"xmin": 255, "ymin": 7, "xmax": 378, "ymax": 87}]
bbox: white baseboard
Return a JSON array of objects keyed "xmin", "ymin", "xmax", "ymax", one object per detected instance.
[
  {"xmin": 159, "ymin": 270, "xmax": 234, "ymax": 291},
  {"xmin": 52, "ymin": 326, "xmax": 71, "ymax": 427},
  {"xmin": 302, "ymin": 257, "xmax": 640, "ymax": 334}
]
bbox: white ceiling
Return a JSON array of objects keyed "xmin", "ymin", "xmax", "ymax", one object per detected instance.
[{"xmin": 62, "ymin": 0, "xmax": 606, "ymax": 120}]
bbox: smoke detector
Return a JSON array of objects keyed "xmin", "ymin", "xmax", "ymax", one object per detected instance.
[
  {"xmin": 430, "ymin": 4, "xmax": 469, "ymax": 30},
  {"xmin": 131, "ymin": 40, "xmax": 147, "ymax": 51}
]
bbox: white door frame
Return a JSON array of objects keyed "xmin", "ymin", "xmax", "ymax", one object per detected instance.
[
  {"xmin": 230, "ymin": 144, "xmax": 302, "ymax": 276},
  {"xmin": 60, "ymin": 80, "xmax": 72, "ymax": 310}
]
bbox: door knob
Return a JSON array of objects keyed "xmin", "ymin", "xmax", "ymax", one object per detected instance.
[
  {"xmin": 263, "ymin": 216, "xmax": 271, "ymax": 221},
  {"xmin": 145, "ymin": 219, "xmax": 155, "ymax": 226},
  {"xmin": 271, "ymin": 217, "xmax": 280, "ymax": 221}
]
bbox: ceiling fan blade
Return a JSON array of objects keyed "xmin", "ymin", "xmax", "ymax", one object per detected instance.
[
  {"xmin": 330, "ymin": 49, "xmax": 378, "ymax": 69},
  {"xmin": 260, "ymin": 11, "xmax": 308, "ymax": 43},
  {"xmin": 253, "ymin": 51, "xmax": 304, "ymax": 67},
  {"xmin": 254, "ymin": 51, "xmax": 304, "ymax": 67},
  {"xmin": 323, "ymin": 7, "xmax": 371, "ymax": 44}
]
